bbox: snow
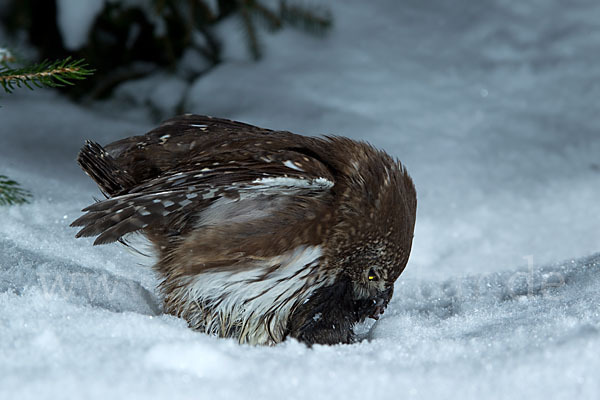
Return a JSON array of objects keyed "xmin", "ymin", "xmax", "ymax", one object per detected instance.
[
  {"xmin": 0, "ymin": 47, "xmax": 13, "ymax": 62},
  {"xmin": 113, "ymin": 73, "xmax": 188, "ymax": 119},
  {"xmin": 2, "ymin": 0, "xmax": 600, "ymax": 398},
  {"xmin": 56, "ymin": 0, "xmax": 106, "ymax": 50}
]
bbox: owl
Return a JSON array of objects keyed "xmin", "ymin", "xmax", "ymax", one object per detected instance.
[{"xmin": 72, "ymin": 115, "xmax": 417, "ymax": 345}]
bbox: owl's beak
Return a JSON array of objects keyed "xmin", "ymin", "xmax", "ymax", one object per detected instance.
[
  {"xmin": 368, "ymin": 286, "xmax": 394, "ymax": 320},
  {"xmin": 368, "ymin": 301, "xmax": 385, "ymax": 320}
]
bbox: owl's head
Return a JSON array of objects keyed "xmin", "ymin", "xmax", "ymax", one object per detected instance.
[
  {"xmin": 337, "ymin": 238, "xmax": 408, "ymax": 322},
  {"xmin": 324, "ymin": 146, "xmax": 417, "ymax": 322},
  {"xmin": 286, "ymin": 245, "xmax": 403, "ymax": 344},
  {"xmin": 285, "ymin": 139, "xmax": 416, "ymax": 344}
]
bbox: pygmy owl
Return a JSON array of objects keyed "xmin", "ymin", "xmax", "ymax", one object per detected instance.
[{"xmin": 72, "ymin": 115, "xmax": 417, "ymax": 345}]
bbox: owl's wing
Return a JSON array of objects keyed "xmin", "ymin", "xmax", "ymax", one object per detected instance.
[
  {"xmin": 101, "ymin": 115, "xmax": 279, "ymax": 184},
  {"xmin": 71, "ymin": 143, "xmax": 335, "ymax": 246}
]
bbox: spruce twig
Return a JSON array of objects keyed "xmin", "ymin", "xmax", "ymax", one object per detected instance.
[
  {"xmin": 280, "ymin": 1, "xmax": 332, "ymax": 36},
  {"xmin": 0, "ymin": 175, "xmax": 31, "ymax": 205},
  {"xmin": 236, "ymin": 0, "xmax": 332, "ymax": 60},
  {"xmin": 0, "ymin": 49, "xmax": 93, "ymax": 206},
  {"xmin": 0, "ymin": 57, "xmax": 94, "ymax": 93},
  {"xmin": 251, "ymin": 1, "xmax": 282, "ymax": 32},
  {"xmin": 240, "ymin": 4, "xmax": 262, "ymax": 60}
]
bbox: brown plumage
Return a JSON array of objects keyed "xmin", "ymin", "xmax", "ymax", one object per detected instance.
[{"xmin": 71, "ymin": 114, "xmax": 417, "ymax": 345}]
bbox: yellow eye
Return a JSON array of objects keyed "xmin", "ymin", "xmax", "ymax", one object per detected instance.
[{"xmin": 368, "ymin": 268, "xmax": 378, "ymax": 281}]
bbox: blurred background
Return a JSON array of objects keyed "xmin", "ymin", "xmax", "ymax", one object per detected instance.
[
  {"xmin": 1, "ymin": 0, "xmax": 332, "ymax": 113},
  {"xmin": 1, "ymin": 1, "xmax": 599, "ymax": 399}
]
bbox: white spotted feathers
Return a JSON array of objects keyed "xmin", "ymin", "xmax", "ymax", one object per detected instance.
[{"xmin": 72, "ymin": 114, "xmax": 417, "ymax": 345}]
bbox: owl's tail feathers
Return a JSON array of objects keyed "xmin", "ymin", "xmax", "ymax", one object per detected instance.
[{"xmin": 77, "ymin": 140, "xmax": 136, "ymax": 197}]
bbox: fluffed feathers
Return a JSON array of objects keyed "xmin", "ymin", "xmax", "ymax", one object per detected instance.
[{"xmin": 72, "ymin": 114, "xmax": 417, "ymax": 345}]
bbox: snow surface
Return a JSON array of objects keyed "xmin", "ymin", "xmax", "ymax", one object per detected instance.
[{"xmin": 2, "ymin": 0, "xmax": 600, "ymax": 399}]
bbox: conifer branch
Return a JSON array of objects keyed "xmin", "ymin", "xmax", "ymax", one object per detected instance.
[
  {"xmin": 280, "ymin": 1, "xmax": 332, "ymax": 36},
  {"xmin": 0, "ymin": 57, "xmax": 94, "ymax": 93},
  {"xmin": 251, "ymin": 1, "xmax": 282, "ymax": 32},
  {"xmin": 0, "ymin": 50, "xmax": 93, "ymax": 206},
  {"xmin": 240, "ymin": 4, "xmax": 262, "ymax": 60},
  {"xmin": 0, "ymin": 175, "xmax": 31, "ymax": 205}
]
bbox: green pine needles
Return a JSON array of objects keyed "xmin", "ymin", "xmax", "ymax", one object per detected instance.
[
  {"xmin": 0, "ymin": 48, "xmax": 93, "ymax": 206},
  {"xmin": 0, "ymin": 56, "xmax": 93, "ymax": 93},
  {"xmin": 0, "ymin": 175, "xmax": 31, "ymax": 205}
]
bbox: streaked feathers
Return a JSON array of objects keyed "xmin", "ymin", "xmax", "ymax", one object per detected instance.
[{"xmin": 72, "ymin": 115, "xmax": 417, "ymax": 345}]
